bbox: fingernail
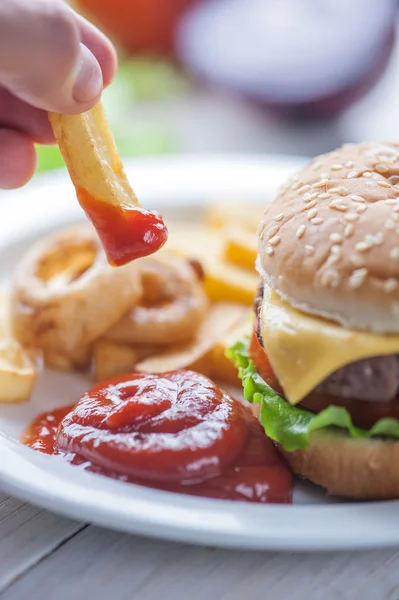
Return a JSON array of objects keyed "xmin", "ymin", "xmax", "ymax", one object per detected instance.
[{"xmin": 72, "ymin": 44, "xmax": 103, "ymax": 103}]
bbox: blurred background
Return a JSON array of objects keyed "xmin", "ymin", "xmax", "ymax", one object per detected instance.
[{"xmin": 39, "ymin": 0, "xmax": 399, "ymax": 171}]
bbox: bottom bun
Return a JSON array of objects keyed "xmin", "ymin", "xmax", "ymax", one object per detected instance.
[{"xmin": 278, "ymin": 431, "xmax": 399, "ymax": 500}]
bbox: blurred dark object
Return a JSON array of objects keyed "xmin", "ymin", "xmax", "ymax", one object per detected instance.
[
  {"xmin": 177, "ymin": 0, "xmax": 398, "ymax": 120},
  {"xmin": 77, "ymin": 0, "xmax": 200, "ymax": 54}
]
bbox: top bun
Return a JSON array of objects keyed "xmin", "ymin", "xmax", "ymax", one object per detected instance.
[{"xmin": 258, "ymin": 142, "xmax": 399, "ymax": 333}]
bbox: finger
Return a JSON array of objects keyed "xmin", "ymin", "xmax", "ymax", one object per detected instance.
[
  {"xmin": 0, "ymin": 129, "xmax": 37, "ymax": 189},
  {"xmin": 0, "ymin": 0, "xmax": 115, "ymax": 115},
  {"xmin": 0, "ymin": 87, "xmax": 55, "ymax": 144},
  {"xmin": 74, "ymin": 14, "xmax": 118, "ymax": 88}
]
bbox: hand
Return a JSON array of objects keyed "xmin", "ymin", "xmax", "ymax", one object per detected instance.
[{"xmin": 0, "ymin": 0, "xmax": 117, "ymax": 189}]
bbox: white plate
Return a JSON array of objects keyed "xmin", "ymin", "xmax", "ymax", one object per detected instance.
[{"xmin": 1, "ymin": 154, "xmax": 398, "ymax": 552}]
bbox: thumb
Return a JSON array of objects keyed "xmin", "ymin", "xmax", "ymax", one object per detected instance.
[{"xmin": 0, "ymin": 0, "xmax": 111, "ymax": 114}]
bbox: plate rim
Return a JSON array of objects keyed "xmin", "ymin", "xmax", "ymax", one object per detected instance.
[{"xmin": 2, "ymin": 153, "xmax": 398, "ymax": 552}]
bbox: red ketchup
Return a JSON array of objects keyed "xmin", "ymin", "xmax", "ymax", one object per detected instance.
[
  {"xmin": 23, "ymin": 370, "xmax": 292, "ymax": 503},
  {"xmin": 77, "ymin": 187, "xmax": 168, "ymax": 267}
]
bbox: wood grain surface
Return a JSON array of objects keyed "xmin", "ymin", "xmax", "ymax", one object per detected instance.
[{"xmin": 1, "ymin": 493, "xmax": 399, "ymax": 600}]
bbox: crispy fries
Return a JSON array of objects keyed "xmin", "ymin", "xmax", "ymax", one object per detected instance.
[
  {"xmin": 49, "ymin": 103, "xmax": 137, "ymax": 212},
  {"xmin": 93, "ymin": 340, "xmax": 139, "ymax": 382},
  {"xmin": 165, "ymin": 225, "xmax": 259, "ymax": 305},
  {"xmin": 0, "ymin": 293, "xmax": 37, "ymax": 403},
  {"xmin": 0, "ymin": 339, "xmax": 37, "ymax": 403},
  {"xmin": 135, "ymin": 302, "xmax": 248, "ymax": 377},
  {"xmin": 49, "ymin": 103, "xmax": 167, "ymax": 266},
  {"xmin": 210, "ymin": 315, "xmax": 252, "ymax": 384},
  {"xmin": 223, "ymin": 226, "xmax": 257, "ymax": 271}
]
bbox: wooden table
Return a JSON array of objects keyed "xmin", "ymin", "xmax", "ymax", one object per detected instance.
[{"xmin": 1, "ymin": 492, "xmax": 398, "ymax": 600}]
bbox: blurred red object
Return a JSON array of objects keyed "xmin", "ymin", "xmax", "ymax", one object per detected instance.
[{"xmin": 77, "ymin": 0, "xmax": 200, "ymax": 54}]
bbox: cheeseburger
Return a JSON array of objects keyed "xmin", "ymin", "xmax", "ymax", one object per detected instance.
[{"xmin": 229, "ymin": 142, "xmax": 399, "ymax": 499}]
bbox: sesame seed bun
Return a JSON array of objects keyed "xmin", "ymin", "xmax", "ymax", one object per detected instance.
[
  {"xmin": 258, "ymin": 142, "xmax": 399, "ymax": 333},
  {"xmin": 278, "ymin": 431, "xmax": 399, "ymax": 500}
]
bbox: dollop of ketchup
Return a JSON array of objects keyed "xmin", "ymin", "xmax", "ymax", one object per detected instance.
[
  {"xmin": 23, "ymin": 370, "xmax": 292, "ymax": 503},
  {"xmin": 77, "ymin": 187, "xmax": 168, "ymax": 267}
]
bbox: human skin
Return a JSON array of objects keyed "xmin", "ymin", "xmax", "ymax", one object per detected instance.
[{"xmin": 0, "ymin": 0, "xmax": 117, "ymax": 189}]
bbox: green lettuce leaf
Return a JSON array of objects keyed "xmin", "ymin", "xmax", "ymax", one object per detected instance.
[{"xmin": 227, "ymin": 339, "xmax": 399, "ymax": 451}]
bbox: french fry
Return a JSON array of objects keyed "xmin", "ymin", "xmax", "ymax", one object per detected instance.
[
  {"xmin": 136, "ymin": 302, "xmax": 248, "ymax": 376},
  {"xmin": 0, "ymin": 295, "xmax": 37, "ymax": 402},
  {"xmin": 93, "ymin": 340, "xmax": 139, "ymax": 382},
  {"xmin": 223, "ymin": 226, "xmax": 257, "ymax": 271},
  {"xmin": 210, "ymin": 315, "xmax": 252, "ymax": 384},
  {"xmin": 165, "ymin": 225, "xmax": 259, "ymax": 305},
  {"xmin": 50, "ymin": 103, "xmax": 137, "ymax": 211},
  {"xmin": 49, "ymin": 102, "xmax": 166, "ymax": 266},
  {"xmin": 204, "ymin": 201, "xmax": 264, "ymax": 232},
  {"xmin": 203, "ymin": 264, "xmax": 258, "ymax": 305},
  {"xmin": 0, "ymin": 340, "xmax": 37, "ymax": 403}
]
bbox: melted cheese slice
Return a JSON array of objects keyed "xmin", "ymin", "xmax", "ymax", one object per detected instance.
[{"xmin": 260, "ymin": 285, "xmax": 399, "ymax": 405}]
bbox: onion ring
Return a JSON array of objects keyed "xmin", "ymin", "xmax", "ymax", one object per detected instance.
[
  {"xmin": 11, "ymin": 225, "xmax": 142, "ymax": 369},
  {"xmin": 105, "ymin": 253, "xmax": 208, "ymax": 346}
]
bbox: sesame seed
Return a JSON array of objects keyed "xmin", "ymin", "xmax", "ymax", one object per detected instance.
[
  {"xmin": 356, "ymin": 205, "xmax": 367, "ymax": 214},
  {"xmin": 298, "ymin": 185, "xmax": 311, "ymax": 194},
  {"xmin": 362, "ymin": 171, "xmax": 372, "ymax": 178},
  {"xmin": 329, "ymin": 202, "xmax": 348, "ymax": 212},
  {"xmin": 267, "ymin": 225, "xmax": 279, "ymax": 238},
  {"xmin": 313, "ymin": 179, "xmax": 329, "ymax": 189},
  {"xmin": 390, "ymin": 247, "xmax": 399, "ymax": 259},
  {"xmin": 349, "ymin": 268, "xmax": 368, "ymax": 289},
  {"xmin": 385, "ymin": 199, "xmax": 397, "ymax": 205},
  {"xmin": 304, "ymin": 199, "xmax": 317, "ymax": 209},
  {"xmin": 329, "ymin": 187, "xmax": 340, "ymax": 194},
  {"xmin": 338, "ymin": 187, "xmax": 349, "ymax": 196},
  {"xmin": 347, "ymin": 170, "xmax": 359, "ymax": 179},
  {"xmin": 265, "ymin": 246, "xmax": 274, "ymax": 256},
  {"xmin": 318, "ymin": 192, "xmax": 331, "ymax": 200},
  {"xmin": 331, "ymin": 245, "xmax": 341, "ymax": 256},
  {"xmin": 274, "ymin": 213, "xmax": 284, "ymax": 221},
  {"xmin": 291, "ymin": 181, "xmax": 301, "ymax": 190},
  {"xmin": 269, "ymin": 235, "xmax": 281, "ymax": 246},
  {"xmin": 331, "ymin": 164, "xmax": 343, "ymax": 171},
  {"xmin": 310, "ymin": 217, "xmax": 324, "ymax": 225},
  {"xmin": 345, "ymin": 160, "xmax": 354, "ymax": 168},
  {"xmin": 321, "ymin": 269, "xmax": 340, "ymax": 287},
  {"xmin": 351, "ymin": 195, "xmax": 366, "ymax": 203},
  {"xmin": 330, "ymin": 232, "xmax": 343, "ymax": 243},
  {"xmin": 376, "ymin": 164, "xmax": 389, "ymax": 174},
  {"xmin": 378, "ymin": 180, "xmax": 392, "ymax": 188},
  {"xmin": 303, "ymin": 192, "xmax": 313, "ymax": 202},
  {"xmin": 344, "ymin": 213, "xmax": 360, "ymax": 222},
  {"xmin": 356, "ymin": 241, "xmax": 371, "ymax": 252},
  {"xmin": 344, "ymin": 224, "xmax": 354, "ymax": 238},
  {"xmin": 373, "ymin": 232, "xmax": 384, "ymax": 245},
  {"xmin": 307, "ymin": 208, "xmax": 318, "ymax": 220},
  {"xmin": 384, "ymin": 278, "xmax": 399, "ymax": 293},
  {"xmin": 393, "ymin": 213, "xmax": 399, "ymax": 222},
  {"xmin": 385, "ymin": 219, "xmax": 396, "ymax": 230},
  {"xmin": 305, "ymin": 245, "xmax": 315, "ymax": 255},
  {"xmin": 364, "ymin": 234, "xmax": 375, "ymax": 245},
  {"xmin": 296, "ymin": 224, "xmax": 306, "ymax": 239},
  {"xmin": 350, "ymin": 254, "xmax": 364, "ymax": 267}
]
